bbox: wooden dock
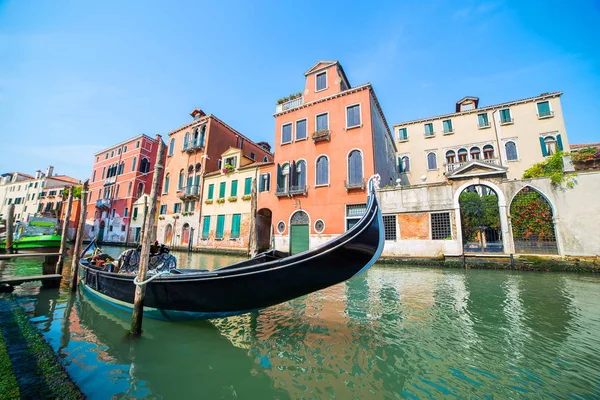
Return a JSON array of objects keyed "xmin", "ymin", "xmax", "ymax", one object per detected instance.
[{"xmin": 0, "ymin": 253, "xmax": 63, "ymax": 289}]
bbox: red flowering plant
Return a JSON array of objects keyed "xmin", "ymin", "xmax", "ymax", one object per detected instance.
[{"xmin": 510, "ymin": 189, "xmax": 554, "ymax": 240}]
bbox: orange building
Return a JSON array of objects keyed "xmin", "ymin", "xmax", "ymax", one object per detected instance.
[
  {"xmin": 158, "ymin": 109, "xmax": 272, "ymax": 247},
  {"xmin": 257, "ymin": 61, "xmax": 397, "ymax": 254}
]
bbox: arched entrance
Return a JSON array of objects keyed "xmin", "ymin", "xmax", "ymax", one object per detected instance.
[
  {"xmin": 510, "ymin": 187, "xmax": 558, "ymax": 254},
  {"xmin": 164, "ymin": 224, "xmax": 173, "ymax": 245},
  {"xmin": 256, "ymin": 208, "xmax": 272, "ymax": 252},
  {"xmin": 98, "ymin": 221, "xmax": 105, "ymax": 244},
  {"xmin": 290, "ymin": 210, "xmax": 309, "ymax": 255},
  {"xmin": 459, "ymin": 184, "xmax": 503, "ymax": 253},
  {"xmin": 181, "ymin": 223, "xmax": 190, "ymax": 246}
]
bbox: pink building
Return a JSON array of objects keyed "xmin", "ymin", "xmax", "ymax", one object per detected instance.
[{"xmin": 86, "ymin": 134, "xmax": 164, "ymax": 243}]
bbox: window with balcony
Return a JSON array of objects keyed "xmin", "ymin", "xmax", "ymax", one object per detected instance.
[
  {"xmin": 470, "ymin": 147, "xmax": 481, "ymax": 160},
  {"xmin": 316, "ymin": 155, "xmax": 329, "ymax": 186},
  {"xmin": 537, "ymin": 101, "xmax": 553, "ymax": 118},
  {"xmin": 346, "ymin": 104, "xmax": 361, "ymax": 128},
  {"xmin": 316, "ymin": 71, "xmax": 327, "ymax": 91},
  {"xmin": 499, "ymin": 108, "xmax": 513, "ymax": 124},
  {"xmin": 458, "ymin": 148, "xmax": 468, "ymax": 162},
  {"xmin": 277, "ymin": 163, "xmax": 290, "ymax": 194},
  {"xmin": 446, "ymin": 150, "xmax": 456, "ymax": 164},
  {"xmin": 296, "ymin": 119, "xmax": 307, "ymax": 140},
  {"xmin": 427, "ymin": 152, "xmax": 437, "ymax": 170},
  {"xmin": 292, "ymin": 160, "xmax": 307, "ymax": 193},
  {"xmin": 505, "ymin": 141, "xmax": 518, "ymax": 160},
  {"xmin": 398, "ymin": 128, "xmax": 408, "ymax": 141},
  {"xmin": 424, "ymin": 123, "xmax": 434, "ymax": 137},
  {"xmin": 442, "ymin": 119, "xmax": 453, "ymax": 134},
  {"xmin": 483, "ymin": 145, "xmax": 495, "ymax": 159},
  {"xmin": 281, "ymin": 123, "xmax": 292, "ymax": 144}
]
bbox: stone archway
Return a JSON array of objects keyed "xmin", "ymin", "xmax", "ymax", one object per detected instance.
[
  {"xmin": 256, "ymin": 208, "xmax": 272, "ymax": 252},
  {"xmin": 290, "ymin": 210, "xmax": 310, "ymax": 255},
  {"xmin": 181, "ymin": 223, "xmax": 190, "ymax": 246},
  {"xmin": 459, "ymin": 184, "xmax": 503, "ymax": 253},
  {"xmin": 510, "ymin": 186, "xmax": 558, "ymax": 254},
  {"xmin": 164, "ymin": 224, "xmax": 173, "ymax": 245}
]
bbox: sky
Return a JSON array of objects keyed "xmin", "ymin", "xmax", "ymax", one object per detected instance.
[{"xmin": 1, "ymin": 0, "xmax": 599, "ymax": 180}]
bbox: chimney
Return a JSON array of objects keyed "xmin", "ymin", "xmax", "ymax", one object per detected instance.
[
  {"xmin": 257, "ymin": 141, "xmax": 272, "ymax": 152},
  {"xmin": 35, "ymin": 170, "xmax": 42, "ymax": 179},
  {"xmin": 46, "ymin": 166, "xmax": 54, "ymax": 177},
  {"xmin": 190, "ymin": 108, "xmax": 206, "ymax": 120}
]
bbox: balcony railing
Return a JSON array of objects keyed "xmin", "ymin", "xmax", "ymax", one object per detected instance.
[
  {"xmin": 183, "ymin": 140, "xmax": 204, "ymax": 153},
  {"xmin": 446, "ymin": 158, "xmax": 499, "ymax": 172},
  {"xmin": 275, "ymin": 96, "xmax": 304, "ymax": 114},
  {"xmin": 104, "ymin": 176, "xmax": 116, "ymax": 186},
  {"xmin": 537, "ymin": 110, "xmax": 554, "ymax": 119},
  {"xmin": 275, "ymin": 186, "xmax": 288, "ymax": 197},
  {"xmin": 344, "ymin": 179, "xmax": 366, "ymax": 191},
  {"xmin": 96, "ymin": 199, "xmax": 111, "ymax": 209},
  {"xmin": 478, "ymin": 122, "xmax": 491, "ymax": 129},
  {"xmin": 179, "ymin": 185, "xmax": 200, "ymax": 199},
  {"xmin": 312, "ymin": 130, "xmax": 330, "ymax": 143},
  {"xmin": 500, "ymin": 118, "xmax": 514, "ymax": 125},
  {"xmin": 289, "ymin": 185, "xmax": 307, "ymax": 196}
]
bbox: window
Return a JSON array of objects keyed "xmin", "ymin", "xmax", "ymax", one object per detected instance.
[
  {"xmin": 346, "ymin": 203, "xmax": 367, "ymax": 231},
  {"xmin": 277, "ymin": 221, "xmax": 286, "ymax": 234},
  {"xmin": 316, "ymin": 71, "xmax": 327, "ymax": 91},
  {"xmin": 263, "ymin": 156, "xmax": 268, "ymax": 162},
  {"xmin": 346, "ymin": 104, "xmax": 361, "ymax": 128},
  {"xmin": 133, "ymin": 207, "xmax": 138, "ymax": 219},
  {"xmin": 295, "ymin": 160, "xmax": 307, "ymax": 190},
  {"xmin": 230, "ymin": 180, "xmax": 238, "ymax": 197},
  {"xmin": 244, "ymin": 177, "xmax": 252, "ymax": 195},
  {"xmin": 118, "ymin": 162, "xmax": 124, "ymax": 175},
  {"xmin": 282, "ymin": 123, "xmax": 292, "ymax": 144},
  {"xmin": 231, "ymin": 214, "xmax": 241, "ymax": 239},
  {"xmin": 124, "ymin": 207, "xmax": 128, "ymax": 217},
  {"xmin": 174, "ymin": 203, "xmax": 182, "ymax": 213},
  {"xmin": 506, "ymin": 141, "xmax": 518, "ymax": 161},
  {"xmin": 250, "ymin": 152, "xmax": 255, "ymax": 160},
  {"xmin": 431, "ymin": 212, "xmax": 452, "ymax": 240},
  {"xmin": 92, "ymin": 170, "xmax": 96, "ymax": 182},
  {"xmin": 348, "ymin": 150, "xmax": 363, "ymax": 185},
  {"xmin": 470, "ymin": 147, "xmax": 481, "ymax": 160},
  {"xmin": 102, "ymin": 167, "xmax": 106, "ymax": 179},
  {"xmin": 112, "ymin": 208, "xmax": 116, "ymax": 217},
  {"xmin": 219, "ymin": 182, "xmax": 226, "ymax": 198},
  {"xmin": 105, "ymin": 153, "xmax": 108, "ymax": 159},
  {"xmin": 537, "ymin": 101, "xmax": 552, "ymax": 118},
  {"xmin": 183, "ymin": 132, "xmax": 190, "ymax": 150},
  {"xmin": 117, "ymin": 148, "xmax": 121, "ymax": 155},
  {"xmin": 499, "ymin": 108, "xmax": 512, "ymax": 124},
  {"xmin": 259, "ymin": 173, "xmax": 270, "ymax": 192},
  {"xmin": 124, "ymin": 146, "xmax": 127, "ymax": 152},
  {"xmin": 383, "ymin": 215, "xmax": 397, "ymax": 240},
  {"xmin": 316, "ymin": 156, "xmax": 329, "ymax": 186},
  {"xmin": 398, "ymin": 156, "xmax": 410, "ymax": 173},
  {"xmin": 398, "ymin": 128, "xmax": 408, "ymax": 141},
  {"xmin": 314, "ymin": 219, "xmax": 325, "ymax": 233},
  {"xmin": 217, "ymin": 159, "xmax": 222, "ymax": 170},
  {"xmin": 132, "ymin": 157, "xmax": 137, "ymax": 172},
  {"xmin": 163, "ymin": 174, "xmax": 170, "ymax": 194},
  {"xmin": 168, "ymin": 138, "xmax": 175, "ymax": 156},
  {"xmin": 136, "ymin": 141, "xmax": 140, "ymax": 148},
  {"xmin": 424, "ymin": 123, "xmax": 434, "ymax": 137},
  {"xmin": 427, "ymin": 152, "xmax": 437, "ymax": 170},
  {"xmin": 442, "ymin": 119, "xmax": 453, "ymax": 134},
  {"xmin": 457, "ymin": 148, "xmax": 468, "ymax": 162},
  {"xmin": 446, "ymin": 150, "xmax": 456, "ymax": 164},
  {"xmin": 121, "ymin": 225, "xmax": 126, "ymax": 232},
  {"xmin": 296, "ymin": 119, "xmax": 307, "ymax": 140},
  {"xmin": 483, "ymin": 145, "xmax": 495, "ymax": 159},
  {"xmin": 139, "ymin": 158, "xmax": 150, "ymax": 173},
  {"xmin": 178, "ymin": 170, "xmax": 184, "ymax": 190},
  {"xmin": 316, "ymin": 113, "xmax": 328, "ymax": 131},
  {"xmin": 207, "ymin": 184, "xmax": 214, "ymax": 200},
  {"xmin": 202, "ymin": 216, "xmax": 210, "ymax": 239},
  {"xmin": 278, "ymin": 163, "xmax": 290, "ymax": 192},
  {"xmin": 541, "ymin": 136, "xmax": 563, "ymax": 156},
  {"xmin": 224, "ymin": 156, "xmax": 237, "ymax": 168},
  {"xmin": 111, "ymin": 151, "xmax": 114, "ymax": 157},
  {"xmin": 216, "ymin": 215, "xmax": 225, "ymax": 239}
]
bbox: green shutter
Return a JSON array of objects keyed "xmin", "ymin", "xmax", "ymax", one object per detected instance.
[
  {"xmin": 208, "ymin": 184, "xmax": 214, "ymax": 200},
  {"xmin": 290, "ymin": 224, "xmax": 309, "ymax": 255},
  {"xmin": 557, "ymin": 134, "xmax": 563, "ymax": 151},
  {"xmin": 244, "ymin": 177, "xmax": 252, "ymax": 195},
  {"xmin": 398, "ymin": 157, "xmax": 403, "ymax": 173},
  {"xmin": 231, "ymin": 214, "xmax": 241, "ymax": 238},
  {"xmin": 219, "ymin": 182, "xmax": 226, "ymax": 198},
  {"xmin": 216, "ymin": 215, "xmax": 225, "ymax": 239},
  {"xmin": 276, "ymin": 164, "xmax": 282, "ymax": 189},
  {"xmin": 540, "ymin": 137, "xmax": 549, "ymax": 156},
  {"xmin": 231, "ymin": 180, "xmax": 238, "ymax": 197},
  {"xmin": 202, "ymin": 216, "xmax": 210, "ymax": 239},
  {"xmin": 538, "ymin": 101, "xmax": 551, "ymax": 116},
  {"xmin": 133, "ymin": 207, "xmax": 138, "ymax": 219}
]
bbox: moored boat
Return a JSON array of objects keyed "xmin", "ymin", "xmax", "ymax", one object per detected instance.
[
  {"xmin": 0, "ymin": 217, "xmax": 62, "ymax": 252},
  {"xmin": 78, "ymin": 175, "xmax": 384, "ymax": 321}
]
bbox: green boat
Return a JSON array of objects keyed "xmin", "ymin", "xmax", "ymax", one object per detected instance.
[{"xmin": 0, "ymin": 217, "xmax": 62, "ymax": 252}]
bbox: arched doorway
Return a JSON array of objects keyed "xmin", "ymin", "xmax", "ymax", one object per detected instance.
[
  {"xmin": 510, "ymin": 187, "xmax": 558, "ymax": 254},
  {"xmin": 290, "ymin": 210, "xmax": 309, "ymax": 255},
  {"xmin": 98, "ymin": 221, "xmax": 105, "ymax": 244},
  {"xmin": 459, "ymin": 184, "xmax": 502, "ymax": 253},
  {"xmin": 256, "ymin": 208, "xmax": 272, "ymax": 252},
  {"xmin": 181, "ymin": 223, "xmax": 190, "ymax": 246},
  {"xmin": 164, "ymin": 224, "xmax": 173, "ymax": 245}
]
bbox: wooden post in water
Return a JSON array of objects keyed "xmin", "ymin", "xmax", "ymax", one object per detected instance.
[
  {"xmin": 131, "ymin": 135, "xmax": 164, "ymax": 337},
  {"xmin": 6, "ymin": 204, "xmax": 14, "ymax": 254},
  {"xmin": 56, "ymin": 186, "xmax": 74, "ymax": 274},
  {"xmin": 248, "ymin": 174, "xmax": 258, "ymax": 257},
  {"xmin": 70, "ymin": 180, "xmax": 89, "ymax": 292}
]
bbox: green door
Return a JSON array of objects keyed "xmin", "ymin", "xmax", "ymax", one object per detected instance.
[{"xmin": 290, "ymin": 224, "xmax": 309, "ymax": 255}]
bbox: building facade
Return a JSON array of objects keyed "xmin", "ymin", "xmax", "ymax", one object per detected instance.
[
  {"xmin": 394, "ymin": 92, "xmax": 569, "ymax": 185},
  {"xmin": 257, "ymin": 60, "xmax": 397, "ymax": 254},
  {"xmin": 86, "ymin": 134, "xmax": 163, "ymax": 243},
  {"xmin": 157, "ymin": 109, "xmax": 272, "ymax": 247}
]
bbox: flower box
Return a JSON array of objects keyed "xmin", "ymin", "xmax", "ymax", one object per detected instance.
[
  {"xmin": 216, "ymin": 198, "xmax": 225, "ymax": 204},
  {"xmin": 205, "ymin": 199, "xmax": 213, "ymax": 204},
  {"xmin": 228, "ymin": 196, "xmax": 238, "ymax": 202},
  {"xmin": 241, "ymin": 194, "xmax": 252, "ymax": 201},
  {"xmin": 312, "ymin": 129, "xmax": 330, "ymax": 142},
  {"xmin": 222, "ymin": 165, "xmax": 235, "ymax": 173}
]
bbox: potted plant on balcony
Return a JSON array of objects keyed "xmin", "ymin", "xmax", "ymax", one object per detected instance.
[
  {"xmin": 216, "ymin": 198, "xmax": 225, "ymax": 204},
  {"xmin": 241, "ymin": 194, "xmax": 252, "ymax": 201},
  {"xmin": 205, "ymin": 199, "xmax": 213, "ymax": 204},
  {"xmin": 312, "ymin": 129, "xmax": 330, "ymax": 141},
  {"xmin": 222, "ymin": 164, "xmax": 235, "ymax": 173},
  {"xmin": 228, "ymin": 196, "xmax": 238, "ymax": 202}
]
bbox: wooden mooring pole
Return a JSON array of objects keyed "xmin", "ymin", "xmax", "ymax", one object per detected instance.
[
  {"xmin": 56, "ymin": 187, "xmax": 74, "ymax": 274},
  {"xmin": 70, "ymin": 180, "xmax": 89, "ymax": 292},
  {"xmin": 131, "ymin": 135, "xmax": 164, "ymax": 337},
  {"xmin": 6, "ymin": 204, "xmax": 15, "ymax": 254}
]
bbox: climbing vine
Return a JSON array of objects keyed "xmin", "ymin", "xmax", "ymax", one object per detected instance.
[
  {"xmin": 522, "ymin": 151, "xmax": 574, "ymax": 187},
  {"xmin": 510, "ymin": 189, "xmax": 554, "ymax": 240}
]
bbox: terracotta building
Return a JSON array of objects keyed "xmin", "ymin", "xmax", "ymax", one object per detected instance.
[
  {"xmin": 157, "ymin": 109, "xmax": 272, "ymax": 247},
  {"xmin": 86, "ymin": 134, "xmax": 164, "ymax": 243},
  {"xmin": 257, "ymin": 60, "xmax": 397, "ymax": 254}
]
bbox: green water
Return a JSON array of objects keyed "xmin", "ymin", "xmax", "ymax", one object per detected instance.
[{"xmin": 1, "ymin": 249, "xmax": 599, "ymax": 399}]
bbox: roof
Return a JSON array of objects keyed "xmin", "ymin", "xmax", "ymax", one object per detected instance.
[
  {"xmin": 570, "ymin": 143, "xmax": 600, "ymax": 150},
  {"xmin": 50, "ymin": 175, "xmax": 81, "ymax": 185},
  {"xmin": 303, "ymin": 60, "xmax": 351, "ymax": 89},
  {"xmin": 455, "ymin": 96, "xmax": 479, "ymax": 112},
  {"xmin": 395, "ymin": 92, "xmax": 563, "ymax": 127},
  {"xmin": 94, "ymin": 134, "xmax": 160, "ymax": 156},
  {"xmin": 203, "ymin": 161, "xmax": 274, "ymax": 178}
]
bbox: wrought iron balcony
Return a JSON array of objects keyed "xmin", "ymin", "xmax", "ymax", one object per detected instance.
[
  {"xmin": 344, "ymin": 179, "xmax": 365, "ymax": 191},
  {"xmin": 275, "ymin": 186, "xmax": 288, "ymax": 197},
  {"xmin": 96, "ymin": 199, "xmax": 111, "ymax": 209},
  {"xmin": 179, "ymin": 185, "xmax": 200, "ymax": 200},
  {"xmin": 183, "ymin": 140, "xmax": 204, "ymax": 153},
  {"xmin": 275, "ymin": 96, "xmax": 304, "ymax": 114},
  {"xmin": 104, "ymin": 176, "xmax": 116, "ymax": 186},
  {"xmin": 289, "ymin": 185, "xmax": 307, "ymax": 196}
]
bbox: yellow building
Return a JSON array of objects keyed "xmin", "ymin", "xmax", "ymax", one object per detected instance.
[{"xmin": 394, "ymin": 92, "xmax": 569, "ymax": 185}]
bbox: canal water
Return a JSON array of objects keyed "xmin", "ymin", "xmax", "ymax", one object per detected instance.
[{"xmin": 1, "ymin": 247, "xmax": 599, "ymax": 399}]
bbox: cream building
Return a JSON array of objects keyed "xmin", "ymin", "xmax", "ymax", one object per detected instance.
[{"xmin": 394, "ymin": 92, "xmax": 569, "ymax": 185}]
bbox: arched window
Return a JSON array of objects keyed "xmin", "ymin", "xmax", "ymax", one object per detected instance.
[
  {"xmin": 263, "ymin": 156, "xmax": 269, "ymax": 162},
  {"xmin": 458, "ymin": 148, "xmax": 468, "ymax": 162},
  {"xmin": 427, "ymin": 152, "xmax": 437, "ymax": 170},
  {"xmin": 188, "ymin": 165, "xmax": 194, "ymax": 174},
  {"xmin": 296, "ymin": 160, "xmax": 307, "ymax": 189},
  {"xmin": 137, "ymin": 182, "xmax": 144, "ymax": 198},
  {"xmin": 118, "ymin": 161, "xmax": 125, "ymax": 175},
  {"xmin": 401, "ymin": 156, "xmax": 410, "ymax": 172},
  {"xmin": 139, "ymin": 158, "xmax": 150, "ymax": 173},
  {"xmin": 115, "ymin": 184, "xmax": 120, "ymax": 198},
  {"xmin": 348, "ymin": 150, "xmax": 363, "ymax": 185},
  {"xmin": 168, "ymin": 138, "xmax": 175, "ymax": 156},
  {"xmin": 195, "ymin": 163, "xmax": 202, "ymax": 172},
  {"xmin": 193, "ymin": 128, "xmax": 199, "ymax": 145},
  {"xmin": 178, "ymin": 169, "xmax": 185, "ymax": 190},
  {"xmin": 183, "ymin": 132, "xmax": 190, "ymax": 149},
  {"xmin": 199, "ymin": 125, "xmax": 206, "ymax": 147},
  {"xmin": 483, "ymin": 145, "xmax": 495, "ymax": 159},
  {"xmin": 132, "ymin": 157, "xmax": 137, "ymax": 172},
  {"xmin": 127, "ymin": 182, "xmax": 132, "ymax": 197},
  {"xmin": 164, "ymin": 173, "xmax": 170, "ymax": 194},
  {"xmin": 446, "ymin": 150, "xmax": 456, "ymax": 164},
  {"xmin": 470, "ymin": 147, "xmax": 481, "ymax": 160},
  {"xmin": 506, "ymin": 141, "xmax": 518, "ymax": 161},
  {"xmin": 544, "ymin": 136, "xmax": 557, "ymax": 155},
  {"xmin": 281, "ymin": 163, "xmax": 290, "ymax": 191},
  {"xmin": 316, "ymin": 155, "xmax": 329, "ymax": 185}
]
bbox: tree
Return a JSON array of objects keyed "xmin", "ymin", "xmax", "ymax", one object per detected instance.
[{"xmin": 62, "ymin": 186, "xmax": 82, "ymax": 199}]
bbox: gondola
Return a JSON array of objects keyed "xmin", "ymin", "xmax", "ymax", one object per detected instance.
[{"xmin": 78, "ymin": 175, "xmax": 384, "ymax": 321}]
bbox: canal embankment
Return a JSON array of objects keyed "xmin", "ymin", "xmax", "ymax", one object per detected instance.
[{"xmin": 0, "ymin": 294, "xmax": 84, "ymax": 400}]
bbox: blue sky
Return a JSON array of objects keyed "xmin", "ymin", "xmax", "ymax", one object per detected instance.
[{"xmin": 1, "ymin": 0, "xmax": 599, "ymax": 180}]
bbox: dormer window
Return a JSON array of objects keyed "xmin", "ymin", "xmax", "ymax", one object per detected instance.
[
  {"xmin": 224, "ymin": 156, "xmax": 237, "ymax": 168},
  {"xmin": 316, "ymin": 72, "xmax": 327, "ymax": 91}
]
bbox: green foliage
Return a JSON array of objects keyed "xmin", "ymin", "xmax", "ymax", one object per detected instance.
[
  {"xmin": 276, "ymin": 92, "xmax": 303, "ymax": 105},
  {"xmin": 510, "ymin": 189, "xmax": 554, "ymax": 240},
  {"xmin": 522, "ymin": 151, "xmax": 574, "ymax": 187},
  {"xmin": 571, "ymin": 147, "xmax": 600, "ymax": 162},
  {"xmin": 62, "ymin": 186, "xmax": 82, "ymax": 199},
  {"xmin": 459, "ymin": 189, "xmax": 500, "ymax": 243}
]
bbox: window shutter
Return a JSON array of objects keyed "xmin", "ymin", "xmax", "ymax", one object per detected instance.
[
  {"xmin": 266, "ymin": 174, "xmax": 270, "ymax": 191},
  {"xmin": 291, "ymin": 161, "xmax": 297, "ymax": 187},
  {"xmin": 208, "ymin": 184, "xmax": 214, "ymax": 200},
  {"xmin": 244, "ymin": 177, "xmax": 252, "ymax": 195},
  {"xmin": 398, "ymin": 157, "xmax": 403, "ymax": 173},
  {"xmin": 539, "ymin": 137, "xmax": 549, "ymax": 156},
  {"xmin": 231, "ymin": 180, "xmax": 238, "ymax": 196},
  {"xmin": 557, "ymin": 134, "xmax": 563, "ymax": 151},
  {"xmin": 277, "ymin": 164, "xmax": 282, "ymax": 189}
]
